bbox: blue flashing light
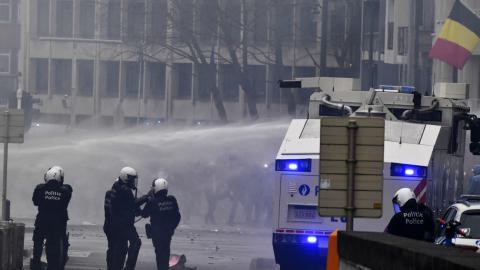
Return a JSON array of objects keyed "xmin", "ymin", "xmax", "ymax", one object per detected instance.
[
  {"xmin": 307, "ymin": 236, "xmax": 317, "ymax": 244},
  {"xmin": 390, "ymin": 163, "xmax": 427, "ymax": 178},
  {"xmin": 379, "ymin": 85, "xmax": 415, "ymax": 94},
  {"xmin": 276, "ymin": 159, "xmax": 312, "ymax": 172},
  {"xmin": 404, "ymin": 169, "xmax": 415, "ymax": 176},
  {"xmin": 288, "ymin": 163, "xmax": 298, "ymax": 170}
]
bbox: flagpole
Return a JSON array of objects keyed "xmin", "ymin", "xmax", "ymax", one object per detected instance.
[{"xmin": 432, "ymin": 60, "xmax": 436, "ymax": 97}]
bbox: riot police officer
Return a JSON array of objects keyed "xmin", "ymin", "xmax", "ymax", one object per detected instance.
[
  {"xmin": 141, "ymin": 178, "xmax": 181, "ymax": 270},
  {"xmin": 386, "ymin": 188, "xmax": 434, "ymax": 241},
  {"xmin": 31, "ymin": 166, "xmax": 72, "ymax": 270},
  {"xmin": 468, "ymin": 164, "xmax": 480, "ymax": 194},
  {"xmin": 104, "ymin": 167, "xmax": 148, "ymax": 270}
]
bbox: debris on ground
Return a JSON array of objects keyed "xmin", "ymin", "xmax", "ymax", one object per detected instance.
[{"xmin": 169, "ymin": 254, "xmax": 197, "ymax": 270}]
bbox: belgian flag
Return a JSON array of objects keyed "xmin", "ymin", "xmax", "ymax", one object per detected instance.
[{"xmin": 429, "ymin": 0, "xmax": 480, "ymax": 69}]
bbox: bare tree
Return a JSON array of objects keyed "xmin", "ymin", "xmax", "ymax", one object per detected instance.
[{"xmin": 101, "ymin": 0, "xmax": 320, "ymax": 121}]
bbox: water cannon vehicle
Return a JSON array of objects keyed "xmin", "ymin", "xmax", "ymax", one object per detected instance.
[{"xmin": 273, "ymin": 77, "xmax": 479, "ymax": 269}]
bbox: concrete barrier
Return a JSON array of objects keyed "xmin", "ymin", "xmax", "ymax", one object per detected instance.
[
  {"xmin": 0, "ymin": 222, "xmax": 11, "ymax": 270},
  {"xmin": 12, "ymin": 223, "xmax": 25, "ymax": 270},
  {"xmin": 0, "ymin": 222, "xmax": 25, "ymax": 270},
  {"xmin": 337, "ymin": 231, "xmax": 480, "ymax": 270}
]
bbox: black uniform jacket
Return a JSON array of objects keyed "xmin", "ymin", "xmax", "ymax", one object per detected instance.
[
  {"xmin": 386, "ymin": 199, "xmax": 432, "ymax": 241},
  {"xmin": 104, "ymin": 180, "xmax": 148, "ymax": 229},
  {"xmin": 141, "ymin": 193, "xmax": 181, "ymax": 237},
  {"xmin": 33, "ymin": 181, "xmax": 72, "ymax": 226}
]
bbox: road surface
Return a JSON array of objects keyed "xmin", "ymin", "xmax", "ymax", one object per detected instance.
[{"xmin": 23, "ymin": 221, "xmax": 278, "ymax": 270}]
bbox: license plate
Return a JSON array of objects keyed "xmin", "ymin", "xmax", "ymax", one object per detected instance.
[{"xmin": 294, "ymin": 208, "xmax": 316, "ymax": 219}]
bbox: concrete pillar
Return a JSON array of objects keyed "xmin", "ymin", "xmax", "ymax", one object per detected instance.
[
  {"xmin": 239, "ymin": 0, "xmax": 247, "ymax": 118},
  {"xmin": 265, "ymin": 4, "xmax": 273, "ymax": 115},
  {"xmin": 144, "ymin": 61, "xmax": 151, "ymax": 118},
  {"xmin": 12, "ymin": 223, "xmax": 24, "ymax": 270},
  {"xmin": 0, "ymin": 223, "xmax": 8, "ymax": 270},
  {"xmin": 93, "ymin": 0, "xmax": 103, "ymax": 127},
  {"xmin": 192, "ymin": 63, "xmax": 199, "ymax": 122},
  {"xmin": 165, "ymin": 0, "xmax": 174, "ymax": 122},
  {"xmin": 165, "ymin": 61, "xmax": 174, "ymax": 122},
  {"xmin": 433, "ymin": 60, "xmax": 454, "ymax": 84},
  {"xmin": 459, "ymin": 57, "xmax": 480, "ymax": 99},
  {"xmin": 432, "ymin": 0, "xmax": 456, "ymax": 84},
  {"xmin": 115, "ymin": 57, "xmax": 125, "ymax": 128},
  {"xmin": 71, "ymin": 51, "xmax": 77, "ymax": 129},
  {"xmin": 265, "ymin": 64, "xmax": 274, "ymax": 112},
  {"xmin": 0, "ymin": 222, "xmax": 13, "ymax": 270},
  {"xmin": 316, "ymin": 0, "xmax": 323, "ymax": 77},
  {"xmin": 20, "ymin": 0, "xmax": 32, "ymax": 93},
  {"xmin": 47, "ymin": 0, "xmax": 54, "ymax": 98}
]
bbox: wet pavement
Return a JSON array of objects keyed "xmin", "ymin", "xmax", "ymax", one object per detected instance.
[{"xmin": 22, "ymin": 221, "xmax": 278, "ymax": 270}]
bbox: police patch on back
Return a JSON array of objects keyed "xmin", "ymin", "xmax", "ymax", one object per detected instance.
[
  {"xmin": 403, "ymin": 211, "xmax": 424, "ymax": 225},
  {"xmin": 45, "ymin": 190, "xmax": 62, "ymax": 201},
  {"xmin": 157, "ymin": 200, "xmax": 174, "ymax": 211}
]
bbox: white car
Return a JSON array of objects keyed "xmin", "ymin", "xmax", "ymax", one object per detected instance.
[{"xmin": 435, "ymin": 195, "xmax": 480, "ymax": 251}]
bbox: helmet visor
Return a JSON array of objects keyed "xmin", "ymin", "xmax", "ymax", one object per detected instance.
[
  {"xmin": 392, "ymin": 196, "xmax": 401, "ymax": 214},
  {"xmin": 126, "ymin": 174, "xmax": 138, "ymax": 189}
]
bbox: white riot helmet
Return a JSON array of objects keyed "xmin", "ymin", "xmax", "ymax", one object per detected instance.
[
  {"xmin": 50, "ymin": 166, "xmax": 64, "ymax": 183},
  {"xmin": 119, "ymin": 167, "xmax": 138, "ymax": 189},
  {"xmin": 44, "ymin": 167, "xmax": 63, "ymax": 183},
  {"xmin": 392, "ymin": 188, "xmax": 416, "ymax": 213},
  {"xmin": 152, "ymin": 178, "xmax": 168, "ymax": 194}
]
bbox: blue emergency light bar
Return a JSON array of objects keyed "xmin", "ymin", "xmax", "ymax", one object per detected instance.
[
  {"xmin": 307, "ymin": 236, "xmax": 317, "ymax": 244},
  {"xmin": 390, "ymin": 163, "xmax": 427, "ymax": 178},
  {"xmin": 276, "ymin": 159, "xmax": 312, "ymax": 172},
  {"xmin": 379, "ymin": 85, "xmax": 415, "ymax": 94}
]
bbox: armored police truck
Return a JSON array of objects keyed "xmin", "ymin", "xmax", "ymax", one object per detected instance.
[{"xmin": 273, "ymin": 78, "xmax": 480, "ymax": 270}]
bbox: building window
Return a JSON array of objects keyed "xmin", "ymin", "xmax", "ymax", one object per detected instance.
[
  {"xmin": 53, "ymin": 59, "xmax": 72, "ymax": 95},
  {"xmin": 0, "ymin": 53, "xmax": 10, "ymax": 74},
  {"xmin": 387, "ymin": 22, "xmax": 394, "ymax": 50},
  {"xmin": 172, "ymin": 0, "xmax": 193, "ymax": 42},
  {"xmin": 77, "ymin": 60, "xmax": 94, "ymax": 96},
  {"xmin": 175, "ymin": 63, "xmax": 192, "ymax": 99},
  {"xmin": 78, "ymin": 0, "xmax": 95, "ymax": 39},
  {"xmin": 148, "ymin": 62, "xmax": 165, "ymax": 99},
  {"xmin": 107, "ymin": 0, "xmax": 121, "ymax": 40},
  {"xmin": 387, "ymin": 0, "xmax": 394, "ymax": 50},
  {"xmin": 37, "ymin": 0, "xmax": 50, "ymax": 36},
  {"xmin": 223, "ymin": 0, "xmax": 240, "ymax": 45},
  {"xmin": 362, "ymin": 1, "xmax": 380, "ymax": 53},
  {"xmin": 0, "ymin": 0, "xmax": 10, "ymax": 22},
  {"xmin": 124, "ymin": 62, "xmax": 139, "ymax": 98},
  {"xmin": 277, "ymin": 1, "xmax": 293, "ymax": 42},
  {"xmin": 103, "ymin": 61, "xmax": 119, "ymax": 97},
  {"xmin": 246, "ymin": 65, "xmax": 266, "ymax": 103},
  {"xmin": 299, "ymin": 0, "xmax": 318, "ymax": 43},
  {"xmin": 197, "ymin": 64, "xmax": 213, "ymax": 101},
  {"xmin": 33, "ymin": 58, "xmax": 49, "ymax": 94},
  {"xmin": 149, "ymin": 0, "xmax": 167, "ymax": 44},
  {"xmin": 195, "ymin": 0, "xmax": 218, "ymax": 44},
  {"xmin": 127, "ymin": 0, "xmax": 145, "ymax": 41},
  {"xmin": 56, "ymin": 0, "xmax": 73, "ymax": 37},
  {"xmin": 398, "ymin": 26, "xmax": 408, "ymax": 55},
  {"xmin": 253, "ymin": 0, "xmax": 267, "ymax": 44},
  {"xmin": 321, "ymin": 0, "xmax": 361, "ymax": 77},
  {"xmin": 221, "ymin": 64, "xmax": 239, "ymax": 102}
]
